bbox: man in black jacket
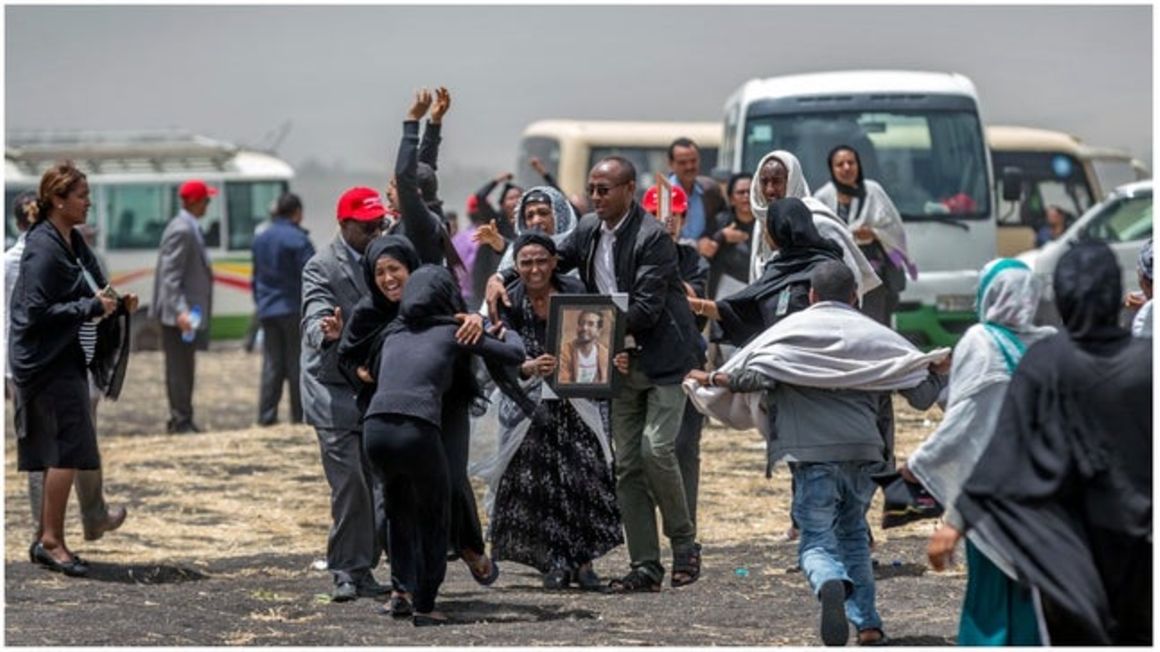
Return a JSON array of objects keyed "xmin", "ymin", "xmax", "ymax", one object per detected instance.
[{"xmin": 487, "ymin": 156, "xmax": 705, "ymax": 592}]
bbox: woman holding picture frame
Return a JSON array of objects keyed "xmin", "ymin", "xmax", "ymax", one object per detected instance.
[{"xmin": 480, "ymin": 232, "xmax": 623, "ymax": 590}]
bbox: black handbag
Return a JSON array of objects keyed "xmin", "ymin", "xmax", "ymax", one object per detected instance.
[{"xmin": 871, "ymin": 471, "xmax": 943, "ymax": 529}]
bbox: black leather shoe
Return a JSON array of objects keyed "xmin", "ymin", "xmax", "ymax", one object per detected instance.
[
  {"xmin": 332, "ymin": 581, "xmax": 358, "ymax": 602},
  {"xmin": 356, "ymin": 577, "xmax": 391, "ymax": 599},
  {"xmin": 31, "ymin": 542, "xmax": 89, "ymax": 577}
]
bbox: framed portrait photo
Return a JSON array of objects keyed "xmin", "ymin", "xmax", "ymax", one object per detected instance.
[{"xmin": 545, "ymin": 294, "xmax": 626, "ymax": 399}]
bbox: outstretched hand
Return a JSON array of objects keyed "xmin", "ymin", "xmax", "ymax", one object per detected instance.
[
  {"xmin": 529, "ymin": 157, "xmax": 546, "ymax": 176},
  {"xmin": 472, "ymin": 219, "xmax": 505, "ymax": 253},
  {"xmin": 430, "ymin": 86, "xmax": 451, "ymax": 124},
  {"xmin": 407, "ymin": 88, "xmax": 434, "ymax": 121},
  {"xmin": 320, "ymin": 306, "xmax": 344, "ymax": 341}
]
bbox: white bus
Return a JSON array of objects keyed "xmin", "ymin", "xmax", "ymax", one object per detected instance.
[
  {"xmin": 516, "ymin": 120, "xmax": 720, "ymax": 199},
  {"xmin": 720, "ymin": 70, "xmax": 995, "ymax": 348},
  {"xmin": 5, "ymin": 130, "xmax": 293, "ymax": 341}
]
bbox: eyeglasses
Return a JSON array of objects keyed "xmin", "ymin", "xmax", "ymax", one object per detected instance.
[{"xmin": 586, "ymin": 181, "xmax": 628, "ymax": 197}]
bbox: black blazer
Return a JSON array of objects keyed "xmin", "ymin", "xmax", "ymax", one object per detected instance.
[
  {"xmin": 504, "ymin": 202, "xmax": 704, "ymax": 385},
  {"xmin": 9, "ymin": 220, "xmax": 129, "ymax": 392}
]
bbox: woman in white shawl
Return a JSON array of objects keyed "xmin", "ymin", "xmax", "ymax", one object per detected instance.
[
  {"xmin": 748, "ymin": 150, "xmax": 882, "ymax": 299},
  {"xmin": 904, "ymin": 258, "xmax": 1055, "ymax": 645},
  {"xmin": 815, "ymin": 145, "xmax": 917, "ymax": 326}
]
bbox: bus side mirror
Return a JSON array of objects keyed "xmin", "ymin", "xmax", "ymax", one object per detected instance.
[{"xmin": 1001, "ymin": 166, "xmax": 1024, "ymax": 202}]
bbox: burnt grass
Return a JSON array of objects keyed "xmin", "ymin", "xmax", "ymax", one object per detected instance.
[{"xmin": 5, "ymin": 349, "xmax": 964, "ymax": 646}]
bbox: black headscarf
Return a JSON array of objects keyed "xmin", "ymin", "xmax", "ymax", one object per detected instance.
[
  {"xmin": 828, "ymin": 145, "xmax": 866, "ymax": 199},
  {"xmin": 512, "ymin": 231, "xmax": 556, "ymax": 258},
  {"xmin": 1054, "ymin": 240, "xmax": 1127, "ymax": 346},
  {"xmin": 714, "ymin": 198, "xmax": 843, "ymax": 346},
  {"xmin": 389, "ymin": 265, "xmax": 537, "ymax": 418},
  {"xmin": 337, "ymin": 235, "xmax": 421, "ymax": 402},
  {"xmin": 361, "ymin": 235, "xmax": 421, "ymax": 312},
  {"xmin": 954, "ymin": 239, "xmax": 1151, "ymax": 645}
]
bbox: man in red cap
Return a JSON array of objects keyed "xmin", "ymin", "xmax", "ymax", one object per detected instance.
[
  {"xmin": 151, "ymin": 179, "xmax": 217, "ymax": 434},
  {"xmin": 300, "ymin": 187, "xmax": 389, "ymax": 602}
]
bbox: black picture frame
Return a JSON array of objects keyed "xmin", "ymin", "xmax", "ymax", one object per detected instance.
[{"xmin": 545, "ymin": 294, "xmax": 626, "ymax": 399}]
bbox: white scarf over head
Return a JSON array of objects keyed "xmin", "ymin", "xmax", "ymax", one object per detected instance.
[{"xmin": 748, "ymin": 150, "xmax": 881, "ymax": 297}]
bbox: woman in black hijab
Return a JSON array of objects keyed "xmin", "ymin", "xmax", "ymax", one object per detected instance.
[
  {"xmin": 362, "ymin": 265, "xmax": 526, "ymax": 626},
  {"xmin": 687, "ymin": 197, "xmax": 844, "ymax": 347},
  {"xmin": 929, "ymin": 240, "xmax": 1152, "ymax": 645},
  {"xmin": 338, "ymin": 235, "xmax": 504, "ymax": 613}
]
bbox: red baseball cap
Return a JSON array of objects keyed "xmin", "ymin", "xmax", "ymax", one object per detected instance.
[
  {"xmin": 336, "ymin": 187, "xmax": 387, "ymax": 222},
  {"xmin": 178, "ymin": 180, "xmax": 219, "ymax": 203},
  {"xmin": 642, "ymin": 184, "xmax": 688, "ymax": 216},
  {"xmin": 466, "ymin": 194, "xmax": 480, "ymax": 214}
]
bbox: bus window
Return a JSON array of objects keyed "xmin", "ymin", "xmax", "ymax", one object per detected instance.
[
  {"xmin": 225, "ymin": 181, "xmax": 286, "ymax": 251},
  {"xmin": 516, "ymin": 136, "xmax": 561, "ymax": 188},
  {"xmin": 742, "ymin": 110, "xmax": 989, "ymax": 220},
  {"xmin": 1091, "ymin": 159, "xmax": 1141, "ymax": 197},
  {"xmin": 106, "ymin": 184, "xmax": 169, "ymax": 250},
  {"xmin": 993, "ymin": 152, "xmax": 1094, "ymax": 228}
]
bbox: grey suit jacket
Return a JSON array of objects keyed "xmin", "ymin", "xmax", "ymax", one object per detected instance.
[
  {"xmin": 300, "ymin": 233, "xmax": 367, "ymax": 431},
  {"xmin": 150, "ymin": 211, "xmax": 213, "ymax": 327}
]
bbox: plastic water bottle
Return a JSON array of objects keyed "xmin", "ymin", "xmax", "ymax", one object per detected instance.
[{"xmin": 182, "ymin": 305, "xmax": 202, "ymax": 344}]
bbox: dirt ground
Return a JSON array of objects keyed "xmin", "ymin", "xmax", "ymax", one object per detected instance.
[{"xmin": 5, "ymin": 347, "xmax": 965, "ymax": 646}]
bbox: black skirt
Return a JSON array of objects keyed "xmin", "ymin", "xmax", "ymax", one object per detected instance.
[{"xmin": 14, "ymin": 366, "xmax": 100, "ymax": 471}]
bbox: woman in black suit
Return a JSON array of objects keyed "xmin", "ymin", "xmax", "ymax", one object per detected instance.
[{"xmin": 9, "ymin": 161, "xmax": 138, "ymax": 577}]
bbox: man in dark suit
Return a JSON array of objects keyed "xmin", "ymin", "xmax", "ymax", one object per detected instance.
[
  {"xmin": 487, "ymin": 156, "xmax": 706, "ymax": 592},
  {"xmin": 150, "ymin": 179, "xmax": 215, "ymax": 434},
  {"xmin": 251, "ymin": 192, "xmax": 315, "ymax": 426},
  {"xmin": 300, "ymin": 187, "xmax": 390, "ymax": 603},
  {"xmin": 668, "ymin": 137, "xmax": 726, "ymax": 260}
]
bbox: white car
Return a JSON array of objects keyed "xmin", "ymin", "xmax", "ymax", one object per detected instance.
[{"xmin": 1018, "ymin": 179, "xmax": 1152, "ymax": 324}]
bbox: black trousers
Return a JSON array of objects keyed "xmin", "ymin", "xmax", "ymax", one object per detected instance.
[
  {"xmin": 258, "ymin": 314, "xmax": 303, "ymax": 425},
  {"xmin": 161, "ymin": 325, "xmax": 198, "ymax": 431},
  {"xmin": 364, "ymin": 414, "xmax": 450, "ymax": 614},
  {"xmin": 442, "ymin": 397, "xmax": 485, "ymax": 556}
]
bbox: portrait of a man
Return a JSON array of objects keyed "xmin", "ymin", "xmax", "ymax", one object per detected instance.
[{"xmin": 556, "ymin": 308, "xmax": 610, "ymax": 385}]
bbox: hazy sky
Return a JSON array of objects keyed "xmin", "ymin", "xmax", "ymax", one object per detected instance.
[{"xmin": 6, "ymin": 4, "xmax": 1153, "ymax": 174}]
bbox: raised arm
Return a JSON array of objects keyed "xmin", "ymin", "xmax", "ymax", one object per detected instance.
[
  {"xmin": 419, "ymin": 87, "xmax": 450, "ymax": 168},
  {"xmin": 394, "ymin": 90, "xmax": 443, "ymax": 265}
]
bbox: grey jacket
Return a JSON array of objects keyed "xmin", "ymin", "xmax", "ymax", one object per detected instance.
[
  {"xmin": 150, "ymin": 211, "xmax": 213, "ymax": 328},
  {"xmin": 728, "ymin": 369, "xmax": 945, "ymax": 464},
  {"xmin": 300, "ymin": 233, "xmax": 367, "ymax": 431}
]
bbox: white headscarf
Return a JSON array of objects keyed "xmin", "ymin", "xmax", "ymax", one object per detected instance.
[
  {"xmin": 748, "ymin": 150, "xmax": 882, "ymax": 297},
  {"xmin": 907, "ymin": 258, "xmax": 1055, "ymax": 578}
]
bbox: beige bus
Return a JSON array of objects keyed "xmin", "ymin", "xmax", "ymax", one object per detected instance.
[
  {"xmin": 988, "ymin": 125, "xmax": 1150, "ymax": 256},
  {"xmin": 515, "ymin": 120, "xmax": 721, "ymax": 200}
]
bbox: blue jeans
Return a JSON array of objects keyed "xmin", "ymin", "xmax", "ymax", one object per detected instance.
[{"xmin": 791, "ymin": 461, "xmax": 882, "ymax": 632}]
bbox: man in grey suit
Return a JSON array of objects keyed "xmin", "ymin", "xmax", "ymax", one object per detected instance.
[
  {"xmin": 301, "ymin": 186, "xmax": 390, "ymax": 602},
  {"xmin": 151, "ymin": 179, "xmax": 215, "ymax": 434}
]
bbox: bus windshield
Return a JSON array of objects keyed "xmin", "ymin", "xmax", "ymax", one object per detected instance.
[
  {"xmin": 742, "ymin": 110, "xmax": 989, "ymax": 220},
  {"xmin": 992, "ymin": 151, "xmax": 1094, "ymax": 228}
]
